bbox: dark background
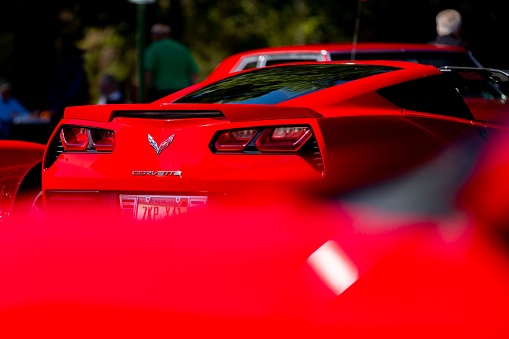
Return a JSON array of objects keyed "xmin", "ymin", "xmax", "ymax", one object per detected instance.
[{"xmin": 1, "ymin": 0, "xmax": 508, "ymax": 112}]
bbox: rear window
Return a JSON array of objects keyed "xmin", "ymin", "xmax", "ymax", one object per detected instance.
[
  {"xmin": 175, "ymin": 64, "xmax": 398, "ymax": 105},
  {"xmin": 330, "ymin": 51, "xmax": 480, "ymax": 68}
]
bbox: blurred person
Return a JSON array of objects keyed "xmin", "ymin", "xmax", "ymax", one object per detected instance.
[
  {"xmin": 144, "ymin": 23, "xmax": 199, "ymax": 102},
  {"xmin": 430, "ymin": 9, "xmax": 465, "ymax": 47},
  {"xmin": 97, "ymin": 73, "xmax": 126, "ymax": 104},
  {"xmin": 0, "ymin": 80, "xmax": 31, "ymax": 139},
  {"xmin": 48, "ymin": 42, "xmax": 90, "ymax": 126}
]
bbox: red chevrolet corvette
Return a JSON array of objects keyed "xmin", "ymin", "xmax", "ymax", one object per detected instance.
[{"xmin": 40, "ymin": 61, "xmax": 508, "ymax": 221}]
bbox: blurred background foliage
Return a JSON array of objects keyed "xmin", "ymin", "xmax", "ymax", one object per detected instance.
[
  {"xmin": 80, "ymin": 26, "xmax": 136, "ymax": 102},
  {"xmin": 0, "ymin": 0, "xmax": 507, "ymax": 109}
]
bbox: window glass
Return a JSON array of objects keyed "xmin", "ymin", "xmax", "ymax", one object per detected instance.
[{"xmin": 175, "ymin": 64, "xmax": 398, "ymax": 105}]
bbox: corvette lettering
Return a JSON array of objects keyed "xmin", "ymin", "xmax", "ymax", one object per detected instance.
[{"xmin": 132, "ymin": 170, "xmax": 182, "ymax": 177}]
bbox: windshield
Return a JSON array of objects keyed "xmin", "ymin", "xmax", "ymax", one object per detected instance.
[{"xmin": 175, "ymin": 64, "xmax": 398, "ymax": 104}]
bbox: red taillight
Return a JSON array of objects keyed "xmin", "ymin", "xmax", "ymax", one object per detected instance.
[
  {"xmin": 212, "ymin": 126, "xmax": 314, "ymax": 153},
  {"xmin": 91, "ymin": 129, "xmax": 116, "ymax": 151},
  {"xmin": 60, "ymin": 127, "xmax": 89, "ymax": 151},
  {"xmin": 60, "ymin": 126, "xmax": 116, "ymax": 152},
  {"xmin": 214, "ymin": 129, "xmax": 257, "ymax": 151},
  {"xmin": 256, "ymin": 127, "xmax": 312, "ymax": 152}
]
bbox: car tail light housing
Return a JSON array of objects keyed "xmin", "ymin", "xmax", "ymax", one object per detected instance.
[
  {"xmin": 60, "ymin": 127, "xmax": 89, "ymax": 151},
  {"xmin": 91, "ymin": 129, "xmax": 116, "ymax": 151},
  {"xmin": 211, "ymin": 126, "xmax": 314, "ymax": 153},
  {"xmin": 256, "ymin": 127, "xmax": 312, "ymax": 152},
  {"xmin": 214, "ymin": 129, "xmax": 258, "ymax": 151},
  {"xmin": 60, "ymin": 126, "xmax": 116, "ymax": 152}
]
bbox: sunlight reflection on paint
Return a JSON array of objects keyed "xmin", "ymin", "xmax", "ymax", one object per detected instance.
[{"xmin": 307, "ymin": 240, "xmax": 358, "ymax": 295}]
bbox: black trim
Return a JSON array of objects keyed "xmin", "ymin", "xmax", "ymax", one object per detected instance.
[
  {"xmin": 112, "ymin": 110, "xmax": 225, "ymax": 119},
  {"xmin": 44, "ymin": 131, "xmax": 64, "ymax": 170}
]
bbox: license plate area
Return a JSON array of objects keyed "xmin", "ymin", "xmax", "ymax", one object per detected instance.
[{"xmin": 120, "ymin": 195, "xmax": 208, "ymax": 221}]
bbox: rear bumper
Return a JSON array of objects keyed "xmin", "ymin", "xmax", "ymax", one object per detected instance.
[{"xmin": 43, "ymin": 190, "xmax": 230, "ymax": 221}]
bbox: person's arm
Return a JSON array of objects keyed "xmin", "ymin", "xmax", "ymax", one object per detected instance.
[{"xmin": 11, "ymin": 98, "xmax": 30, "ymax": 117}]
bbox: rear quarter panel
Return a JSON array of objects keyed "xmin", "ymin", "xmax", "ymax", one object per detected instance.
[{"xmin": 317, "ymin": 109, "xmax": 490, "ymax": 194}]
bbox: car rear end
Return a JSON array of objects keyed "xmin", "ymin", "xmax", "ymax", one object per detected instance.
[{"xmin": 42, "ymin": 104, "xmax": 325, "ymax": 222}]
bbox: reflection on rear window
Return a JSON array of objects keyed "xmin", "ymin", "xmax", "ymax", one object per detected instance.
[{"xmin": 175, "ymin": 64, "xmax": 398, "ymax": 105}]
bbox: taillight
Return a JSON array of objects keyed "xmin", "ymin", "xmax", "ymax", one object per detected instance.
[
  {"xmin": 256, "ymin": 127, "xmax": 312, "ymax": 152},
  {"xmin": 91, "ymin": 129, "xmax": 116, "ymax": 151},
  {"xmin": 60, "ymin": 126, "xmax": 116, "ymax": 152},
  {"xmin": 212, "ymin": 126, "xmax": 314, "ymax": 153},
  {"xmin": 214, "ymin": 129, "xmax": 257, "ymax": 151},
  {"xmin": 60, "ymin": 127, "xmax": 89, "ymax": 151}
]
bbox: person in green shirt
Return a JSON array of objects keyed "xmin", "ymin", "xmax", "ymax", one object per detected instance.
[{"xmin": 144, "ymin": 23, "xmax": 199, "ymax": 102}]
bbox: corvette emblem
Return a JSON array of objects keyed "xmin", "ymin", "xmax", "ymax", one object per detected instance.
[{"xmin": 148, "ymin": 134, "xmax": 175, "ymax": 156}]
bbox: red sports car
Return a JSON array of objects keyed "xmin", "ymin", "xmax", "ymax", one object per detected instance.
[
  {"xmin": 206, "ymin": 42, "xmax": 483, "ymax": 81},
  {"xmin": 0, "ymin": 140, "xmax": 45, "ymax": 222},
  {"xmin": 40, "ymin": 61, "xmax": 508, "ymax": 221}
]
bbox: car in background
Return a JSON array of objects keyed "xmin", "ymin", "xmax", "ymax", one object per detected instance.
[
  {"xmin": 206, "ymin": 42, "xmax": 483, "ymax": 81},
  {"xmin": 40, "ymin": 60, "xmax": 509, "ymax": 222},
  {"xmin": 0, "ymin": 140, "xmax": 45, "ymax": 222},
  {"xmin": 207, "ymin": 42, "xmax": 507, "ymax": 124}
]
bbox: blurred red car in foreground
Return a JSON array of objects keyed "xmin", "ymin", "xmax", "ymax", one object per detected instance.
[
  {"xmin": 1, "ymin": 126, "xmax": 509, "ymax": 338},
  {"xmin": 0, "ymin": 140, "xmax": 44, "ymax": 221}
]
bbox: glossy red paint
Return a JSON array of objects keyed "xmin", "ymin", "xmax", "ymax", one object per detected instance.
[
  {"xmin": 0, "ymin": 140, "xmax": 45, "ymax": 221},
  {"xmin": 464, "ymin": 96, "xmax": 509, "ymax": 124},
  {"xmin": 456, "ymin": 124, "xmax": 509, "ymax": 232},
  {"xmin": 2, "ymin": 169, "xmax": 509, "ymax": 337}
]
